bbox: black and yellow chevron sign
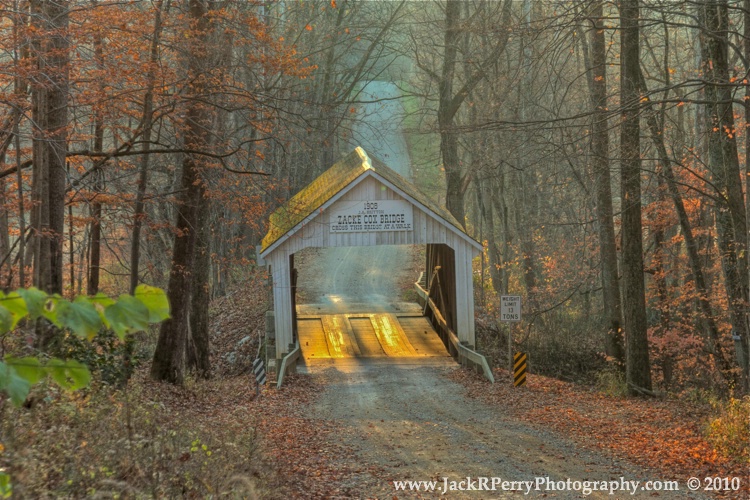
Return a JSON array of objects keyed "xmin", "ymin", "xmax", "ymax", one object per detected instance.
[{"xmin": 513, "ymin": 352, "xmax": 527, "ymax": 387}]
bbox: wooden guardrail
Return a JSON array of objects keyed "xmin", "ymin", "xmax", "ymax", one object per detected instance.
[
  {"xmin": 414, "ymin": 278, "xmax": 495, "ymax": 383},
  {"xmin": 276, "ymin": 341, "xmax": 301, "ymax": 389}
]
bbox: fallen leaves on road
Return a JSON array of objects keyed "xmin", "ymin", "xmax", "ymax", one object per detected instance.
[
  {"xmin": 449, "ymin": 368, "xmax": 748, "ymax": 498},
  {"xmin": 257, "ymin": 375, "xmax": 383, "ymax": 499}
]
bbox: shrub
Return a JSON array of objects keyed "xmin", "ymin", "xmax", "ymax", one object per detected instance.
[
  {"xmin": 705, "ymin": 396, "xmax": 750, "ymax": 464},
  {"xmin": 55, "ymin": 330, "xmax": 147, "ymax": 386},
  {"xmin": 0, "ymin": 285, "xmax": 170, "ymax": 497},
  {"xmin": 596, "ymin": 368, "xmax": 628, "ymax": 398}
]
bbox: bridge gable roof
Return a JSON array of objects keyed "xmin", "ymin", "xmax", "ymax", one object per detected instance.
[{"xmin": 260, "ymin": 147, "xmax": 479, "ymax": 257}]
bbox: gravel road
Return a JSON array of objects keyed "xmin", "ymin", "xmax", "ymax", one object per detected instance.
[{"xmin": 307, "ymin": 362, "xmax": 708, "ymax": 499}]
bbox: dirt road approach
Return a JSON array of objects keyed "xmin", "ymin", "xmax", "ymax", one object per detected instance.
[{"xmin": 306, "ymin": 361, "xmax": 707, "ymax": 499}]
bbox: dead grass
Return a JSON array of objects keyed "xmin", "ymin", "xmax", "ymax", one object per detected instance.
[{"xmin": 2, "ymin": 371, "xmax": 272, "ymax": 498}]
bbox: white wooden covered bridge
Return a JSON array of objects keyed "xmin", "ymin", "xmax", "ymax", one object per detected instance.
[{"xmin": 259, "ymin": 147, "xmax": 493, "ymax": 383}]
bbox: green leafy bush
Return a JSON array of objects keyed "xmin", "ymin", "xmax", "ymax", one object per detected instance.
[
  {"xmin": 56, "ymin": 330, "xmax": 145, "ymax": 386},
  {"xmin": 0, "ymin": 284, "xmax": 169, "ymax": 405},
  {"xmin": 0, "ymin": 285, "xmax": 170, "ymax": 495}
]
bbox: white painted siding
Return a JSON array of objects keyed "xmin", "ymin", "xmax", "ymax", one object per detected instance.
[{"xmin": 270, "ymin": 252, "xmax": 293, "ymax": 355}]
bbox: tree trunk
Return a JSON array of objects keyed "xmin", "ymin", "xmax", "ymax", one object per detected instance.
[
  {"xmin": 0, "ymin": 158, "xmax": 11, "ymax": 288},
  {"xmin": 14, "ymin": 121, "xmax": 25, "ymax": 288},
  {"xmin": 699, "ymin": 0, "xmax": 750, "ymax": 393},
  {"xmin": 438, "ymin": 0, "xmax": 464, "ymax": 225},
  {"xmin": 187, "ymin": 196, "xmax": 211, "ymax": 378},
  {"xmin": 30, "ymin": 0, "xmax": 68, "ymax": 297},
  {"xmin": 737, "ymin": 0, "xmax": 750, "ymax": 394},
  {"xmin": 743, "ymin": 0, "xmax": 750, "ymax": 392},
  {"xmin": 620, "ymin": 0, "xmax": 652, "ymax": 394},
  {"xmin": 433, "ymin": 0, "xmax": 512, "ymax": 226},
  {"xmin": 45, "ymin": 0, "xmax": 67, "ymax": 297},
  {"xmin": 478, "ymin": 178, "xmax": 502, "ymax": 296},
  {"xmin": 87, "ymin": 172, "xmax": 102, "ymax": 295},
  {"xmin": 491, "ymin": 174, "xmax": 512, "ymax": 294},
  {"xmin": 130, "ymin": 0, "xmax": 163, "ymax": 294},
  {"xmin": 11, "ymin": 3, "xmax": 27, "ymax": 288},
  {"xmin": 186, "ymin": 20, "xmax": 232, "ymax": 378},
  {"xmin": 151, "ymin": 0, "xmax": 210, "ymax": 385},
  {"xmin": 589, "ymin": 0, "xmax": 625, "ymax": 366},
  {"xmin": 28, "ymin": 0, "xmax": 68, "ymax": 351},
  {"xmin": 87, "ymin": 18, "xmax": 106, "ymax": 295}
]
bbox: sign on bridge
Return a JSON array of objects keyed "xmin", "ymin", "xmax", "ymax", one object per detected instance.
[
  {"xmin": 500, "ymin": 296, "xmax": 522, "ymax": 322},
  {"xmin": 330, "ymin": 200, "xmax": 413, "ymax": 233}
]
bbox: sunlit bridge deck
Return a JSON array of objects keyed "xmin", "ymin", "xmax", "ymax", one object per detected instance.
[{"xmin": 296, "ymin": 302, "xmax": 451, "ymax": 372}]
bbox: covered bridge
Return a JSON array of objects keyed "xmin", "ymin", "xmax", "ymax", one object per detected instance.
[{"xmin": 259, "ymin": 147, "xmax": 490, "ymax": 381}]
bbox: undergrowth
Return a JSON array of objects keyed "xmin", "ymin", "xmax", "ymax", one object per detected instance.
[
  {"xmin": 596, "ymin": 367, "xmax": 628, "ymax": 398},
  {"xmin": 1, "ymin": 273, "xmax": 273, "ymax": 498},
  {"xmin": 2, "ymin": 372, "xmax": 265, "ymax": 498},
  {"xmin": 474, "ymin": 297, "xmax": 750, "ymax": 472},
  {"xmin": 705, "ymin": 396, "xmax": 750, "ymax": 465}
]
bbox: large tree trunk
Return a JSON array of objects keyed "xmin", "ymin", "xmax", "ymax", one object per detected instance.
[
  {"xmin": 620, "ymin": 0, "xmax": 652, "ymax": 394},
  {"xmin": 28, "ymin": 0, "xmax": 68, "ymax": 352},
  {"xmin": 187, "ymin": 196, "xmax": 211, "ymax": 378},
  {"xmin": 589, "ymin": 0, "xmax": 624, "ymax": 367},
  {"xmin": 30, "ymin": 0, "xmax": 68, "ymax": 297},
  {"xmin": 44, "ymin": 0, "xmax": 67, "ymax": 297},
  {"xmin": 151, "ymin": 0, "xmax": 210, "ymax": 384},
  {"xmin": 743, "ymin": 0, "xmax": 750, "ymax": 392},
  {"xmin": 699, "ymin": 0, "xmax": 750, "ymax": 393},
  {"xmin": 186, "ymin": 20, "xmax": 233, "ymax": 378}
]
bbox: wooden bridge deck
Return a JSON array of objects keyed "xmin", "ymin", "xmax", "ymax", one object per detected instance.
[{"xmin": 296, "ymin": 303, "xmax": 449, "ymax": 362}]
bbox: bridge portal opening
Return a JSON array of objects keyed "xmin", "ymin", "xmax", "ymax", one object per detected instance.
[{"xmin": 292, "ymin": 245, "xmax": 450, "ymax": 363}]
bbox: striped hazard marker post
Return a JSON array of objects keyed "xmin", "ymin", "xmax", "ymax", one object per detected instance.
[
  {"xmin": 253, "ymin": 358, "xmax": 267, "ymax": 396},
  {"xmin": 513, "ymin": 352, "xmax": 527, "ymax": 387}
]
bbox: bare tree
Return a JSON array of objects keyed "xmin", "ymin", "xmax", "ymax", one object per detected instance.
[
  {"xmin": 620, "ymin": 0, "xmax": 652, "ymax": 394},
  {"xmin": 587, "ymin": 0, "xmax": 624, "ymax": 366}
]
